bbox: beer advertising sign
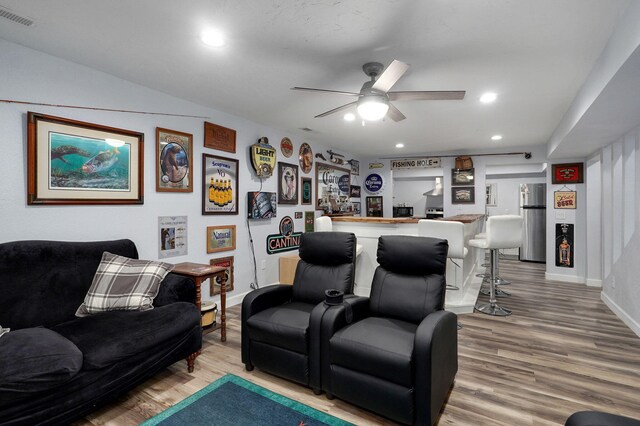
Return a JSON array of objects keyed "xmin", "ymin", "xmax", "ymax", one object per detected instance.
[
  {"xmin": 266, "ymin": 216, "xmax": 302, "ymax": 254},
  {"xmin": 250, "ymin": 138, "xmax": 277, "ymax": 178},
  {"xmin": 554, "ymin": 191, "xmax": 576, "ymax": 209}
]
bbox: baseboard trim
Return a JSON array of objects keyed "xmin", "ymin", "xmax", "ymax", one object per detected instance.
[
  {"xmin": 544, "ymin": 272, "xmax": 585, "ymax": 284},
  {"xmin": 586, "ymin": 278, "xmax": 603, "ymax": 287},
  {"xmin": 601, "ymin": 292, "xmax": 640, "ymax": 338}
]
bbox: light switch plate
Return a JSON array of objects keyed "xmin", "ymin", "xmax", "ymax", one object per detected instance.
[{"xmin": 555, "ymin": 211, "xmax": 566, "ymax": 220}]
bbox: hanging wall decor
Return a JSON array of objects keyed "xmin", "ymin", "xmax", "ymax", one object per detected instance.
[
  {"xmin": 451, "ymin": 187, "xmax": 475, "ymax": 204},
  {"xmin": 349, "ymin": 185, "xmax": 361, "ymax": 198},
  {"xmin": 204, "ymin": 121, "xmax": 236, "ymax": 153},
  {"xmin": 304, "ymin": 211, "xmax": 315, "ymax": 232},
  {"xmin": 158, "ymin": 216, "xmax": 188, "ymax": 259},
  {"xmin": 552, "ymin": 163, "xmax": 584, "ymax": 184},
  {"xmin": 349, "ymin": 159, "xmax": 360, "ymax": 175},
  {"xmin": 554, "ymin": 190, "xmax": 577, "ymax": 209},
  {"xmin": 278, "ymin": 162, "xmax": 299, "ymax": 204},
  {"xmin": 156, "ymin": 127, "xmax": 193, "ymax": 192},
  {"xmin": 209, "ymin": 256, "xmax": 234, "ymax": 295},
  {"xmin": 280, "ymin": 137, "xmax": 293, "ymax": 158},
  {"xmin": 555, "ymin": 223, "xmax": 574, "ymax": 267},
  {"xmin": 301, "ymin": 177, "xmax": 312, "ymax": 205},
  {"xmin": 266, "ymin": 216, "xmax": 302, "ymax": 254},
  {"xmin": 206, "ymin": 225, "xmax": 236, "ymax": 253},
  {"xmin": 250, "ymin": 137, "xmax": 276, "ymax": 178},
  {"xmin": 299, "ymin": 143, "xmax": 313, "ymax": 174},
  {"xmin": 366, "ymin": 196, "xmax": 383, "ymax": 217},
  {"xmin": 317, "ymin": 163, "xmax": 351, "ymax": 211},
  {"xmin": 27, "ymin": 112, "xmax": 143, "ymax": 205},
  {"xmin": 451, "ymin": 168, "xmax": 474, "ymax": 186},
  {"xmin": 202, "ymin": 154, "xmax": 239, "ymax": 215}
]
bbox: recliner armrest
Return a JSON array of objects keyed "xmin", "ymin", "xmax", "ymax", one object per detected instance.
[
  {"xmin": 153, "ymin": 273, "xmax": 196, "ymax": 307},
  {"xmin": 241, "ymin": 285, "xmax": 293, "ymax": 365},
  {"xmin": 414, "ymin": 310, "xmax": 458, "ymax": 426}
]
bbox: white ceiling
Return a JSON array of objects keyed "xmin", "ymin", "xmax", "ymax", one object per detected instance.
[{"xmin": 0, "ymin": 0, "xmax": 631, "ymax": 157}]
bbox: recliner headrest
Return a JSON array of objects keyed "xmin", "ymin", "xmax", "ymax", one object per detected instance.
[
  {"xmin": 376, "ymin": 235, "xmax": 448, "ymax": 275},
  {"xmin": 299, "ymin": 232, "xmax": 356, "ymax": 266}
]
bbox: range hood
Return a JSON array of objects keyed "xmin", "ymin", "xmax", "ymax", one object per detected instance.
[{"xmin": 423, "ymin": 177, "xmax": 444, "ymax": 196}]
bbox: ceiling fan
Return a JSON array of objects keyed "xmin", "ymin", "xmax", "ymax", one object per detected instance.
[{"xmin": 292, "ymin": 60, "xmax": 465, "ymax": 122}]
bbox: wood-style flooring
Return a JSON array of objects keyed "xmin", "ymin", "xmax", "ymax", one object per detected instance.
[{"xmin": 77, "ymin": 260, "xmax": 640, "ymax": 425}]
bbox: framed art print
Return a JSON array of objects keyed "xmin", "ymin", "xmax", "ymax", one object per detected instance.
[
  {"xmin": 451, "ymin": 168, "xmax": 474, "ymax": 186},
  {"xmin": 366, "ymin": 196, "xmax": 383, "ymax": 217},
  {"xmin": 207, "ymin": 225, "xmax": 236, "ymax": 253},
  {"xmin": 156, "ymin": 127, "xmax": 193, "ymax": 192},
  {"xmin": 27, "ymin": 112, "xmax": 143, "ymax": 205},
  {"xmin": 299, "ymin": 143, "xmax": 313, "ymax": 174},
  {"xmin": 552, "ymin": 163, "xmax": 584, "ymax": 184},
  {"xmin": 301, "ymin": 177, "xmax": 312, "ymax": 205},
  {"xmin": 202, "ymin": 154, "xmax": 239, "ymax": 215},
  {"xmin": 278, "ymin": 162, "xmax": 299, "ymax": 204},
  {"xmin": 209, "ymin": 255, "xmax": 234, "ymax": 295},
  {"xmin": 452, "ymin": 187, "xmax": 475, "ymax": 204},
  {"xmin": 349, "ymin": 185, "xmax": 361, "ymax": 198}
]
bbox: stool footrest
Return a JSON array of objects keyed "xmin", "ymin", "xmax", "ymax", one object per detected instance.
[{"xmin": 475, "ymin": 302, "xmax": 512, "ymax": 316}]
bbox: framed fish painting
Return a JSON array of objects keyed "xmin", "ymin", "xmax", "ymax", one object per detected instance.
[{"xmin": 27, "ymin": 112, "xmax": 144, "ymax": 205}]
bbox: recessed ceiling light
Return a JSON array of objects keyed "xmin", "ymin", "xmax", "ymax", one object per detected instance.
[
  {"xmin": 201, "ymin": 29, "xmax": 225, "ymax": 47},
  {"xmin": 480, "ymin": 92, "xmax": 497, "ymax": 103},
  {"xmin": 491, "ymin": 135, "xmax": 503, "ymax": 141},
  {"xmin": 395, "ymin": 143, "xmax": 405, "ymax": 148},
  {"xmin": 343, "ymin": 112, "xmax": 356, "ymax": 122}
]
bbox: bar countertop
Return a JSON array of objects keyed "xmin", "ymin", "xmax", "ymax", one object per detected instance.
[{"xmin": 329, "ymin": 214, "xmax": 484, "ymax": 224}]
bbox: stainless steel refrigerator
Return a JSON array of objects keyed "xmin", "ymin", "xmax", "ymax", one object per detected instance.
[{"xmin": 519, "ymin": 183, "xmax": 546, "ymax": 262}]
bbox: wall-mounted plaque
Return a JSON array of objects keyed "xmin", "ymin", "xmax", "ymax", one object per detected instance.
[
  {"xmin": 250, "ymin": 138, "xmax": 276, "ymax": 178},
  {"xmin": 204, "ymin": 121, "xmax": 236, "ymax": 153}
]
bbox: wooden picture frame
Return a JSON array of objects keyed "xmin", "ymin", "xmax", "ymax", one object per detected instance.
[
  {"xmin": 27, "ymin": 111, "xmax": 143, "ymax": 205},
  {"xmin": 349, "ymin": 185, "xmax": 361, "ymax": 198},
  {"xmin": 301, "ymin": 177, "xmax": 312, "ymax": 205},
  {"xmin": 299, "ymin": 143, "xmax": 313, "ymax": 174},
  {"xmin": 278, "ymin": 162, "xmax": 299, "ymax": 204},
  {"xmin": 452, "ymin": 187, "xmax": 475, "ymax": 204},
  {"xmin": 209, "ymin": 255, "xmax": 234, "ymax": 295},
  {"xmin": 352, "ymin": 201, "xmax": 361, "ymax": 215},
  {"xmin": 552, "ymin": 163, "xmax": 584, "ymax": 184},
  {"xmin": 156, "ymin": 127, "xmax": 193, "ymax": 192},
  {"xmin": 366, "ymin": 196, "xmax": 383, "ymax": 217},
  {"xmin": 315, "ymin": 163, "xmax": 351, "ymax": 211},
  {"xmin": 451, "ymin": 168, "xmax": 475, "ymax": 186},
  {"xmin": 206, "ymin": 225, "xmax": 236, "ymax": 253},
  {"xmin": 204, "ymin": 121, "xmax": 236, "ymax": 153},
  {"xmin": 202, "ymin": 154, "xmax": 239, "ymax": 215}
]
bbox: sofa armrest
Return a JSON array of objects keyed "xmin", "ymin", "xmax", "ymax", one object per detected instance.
[
  {"xmin": 154, "ymin": 273, "xmax": 196, "ymax": 307},
  {"xmin": 241, "ymin": 285, "xmax": 293, "ymax": 366},
  {"xmin": 316, "ymin": 296, "xmax": 370, "ymax": 393},
  {"xmin": 414, "ymin": 310, "xmax": 458, "ymax": 426}
]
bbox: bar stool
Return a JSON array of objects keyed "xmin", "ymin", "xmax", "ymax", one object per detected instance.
[
  {"xmin": 476, "ymin": 231, "xmax": 511, "ymax": 287},
  {"xmin": 469, "ymin": 215, "xmax": 523, "ymax": 316},
  {"xmin": 315, "ymin": 217, "xmax": 363, "ymax": 256},
  {"xmin": 418, "ymin": 219, "xmax": 466, "ymax": 291}
]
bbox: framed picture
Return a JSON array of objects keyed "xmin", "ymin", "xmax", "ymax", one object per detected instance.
[
  {"xmin": 554, "ymin": 191, "xmax": 577, "ymax": 209},
  {"xmin": 278, "ymin": 162, "xmax": 299, "ymax": 204},
  {"xmin": 209, "ymin": 256, "xmax": 234, "ymax": 295},
  {"xmin": 202, "ymin": 154, "xmax": 239, "ymax": 215},
  {"xmin": 350, "ymin": 159, "xmax": 360, "ymax": 176},
  {"xmin": 294, "ymin": 211, "xmax": 303, "ymax": 219},
  {"xmin": 452, "ymin": 187, "xmax": 475, "ymax": 204},
  {"xmin": 299, "ymin": 143, "xmax": 313, "ymax": 174},
  {"xmin": 366, "ymin": 196, "xmax": 383, "ymax": 217},
  {"xmin": 156, "ymin": 127, "xmax": 193, "ymax": 192},
  {"xmin": 247, "ymin": 191, "xmax": 277, "ymax": 219},
  {"xmin": 204, "ymin": 121, "xmax": 236, "ymax": 153},
  {"xmin": 158, "ymin": 216, "xmax": 188, "ymax": 259},
  {"xmin": 304, "ymin": 211, "xmax": 315, "ymax": 232},
  {"xmin": 27, "ymin": 112, "xmax": 143, "ymax": 205},
  {"xmin": 316, "ymin": 163, "xmax": 351, "ymax": 211},
  {"xmin": 451, "ymin": 168, "xmax": 474, "ymax": 186},
  {"xmin": 349, "ymin": 185, "xmax": 361, "ymax": 198},
  {"xmin": 352, "ymin": 201, "xmax": 361, "ymax": 215},
  {"xmin": 301, "ymin": 177, "xmax": 312, "ymax": 205},
  {"xmin": 486, "ymin": 183, "xmax": 497, "ymax": 206},
  {"xmin": 552, "ymin": 163, "xmax": 584, "ymax": 184},
  {"xmin": 206, "ymin": 225, "xmax": 236, "ymax": 253}
]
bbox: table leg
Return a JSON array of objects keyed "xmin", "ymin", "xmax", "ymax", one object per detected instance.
[{"xmin": 194, "ymin": 277, "xmax": 202, "ymax": 311}]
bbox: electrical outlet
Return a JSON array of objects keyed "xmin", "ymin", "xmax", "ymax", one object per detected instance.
[
  {"xmin": 556, "ymin": 211, "xmax": 566, "ymax": 220},
  {"xmin": 261, "ymin": 260, "xmax": 266, "ymax": 270}
]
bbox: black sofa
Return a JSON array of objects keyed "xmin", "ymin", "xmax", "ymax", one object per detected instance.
[
  {"xmin": 0, "ymin": 239, "xmax": 202, "ymax": 426},
  {"xmin": 242, "ymin": 231, "xmax": 356, "ymax": 393},
  {"xmin": 321, "ymin": 235, "xmax": 458, "ymax": 425}
]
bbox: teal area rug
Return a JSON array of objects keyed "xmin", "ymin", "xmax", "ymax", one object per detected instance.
[{"xmin": 141, "ymin": 374, "xmax": 353, "ymax": 426}]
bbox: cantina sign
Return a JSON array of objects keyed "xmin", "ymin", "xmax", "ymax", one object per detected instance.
[
  {"xmin": 390, "ymin": 157, "xmax": 441, "ymax": 170},
  {"xmin": 266, "ymin": 216, "xmax": 302, "ymax": 254}
]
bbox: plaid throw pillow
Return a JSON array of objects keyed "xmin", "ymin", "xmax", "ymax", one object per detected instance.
[{"xmin": 76, "ymin": 252, "xmax": 174, "ymax": 317}]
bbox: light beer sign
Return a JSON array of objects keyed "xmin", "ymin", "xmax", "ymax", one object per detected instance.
[
  {"xmin": 390, "ymin": 157, "xmax": 441, "ymax": 170},
  {"xmin": 250, "ymin": 137, "xmax": 276, "ymax": 178}
]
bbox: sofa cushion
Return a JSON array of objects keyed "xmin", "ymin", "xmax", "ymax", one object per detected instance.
[
  {"xmin": 0, "ymin": 328, "xmax": 82, "ymax": 393},
  {"xmin": 246, "ymin": 302, "xmax": 314, "ymax": 354},
  {"xmin": 52, "ymin": 302, "xmax": 200, "ymax": 369},
  {"xmin": 329, "ymin": 316, "xmax": 417, "ymax": 387},
  {"xmin": 76, "ymin": 252, "xmax": 174, "ymax": 317}
]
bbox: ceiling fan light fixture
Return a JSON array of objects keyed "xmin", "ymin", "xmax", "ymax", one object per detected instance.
[{"xmin": 357, "ymin": 96, "xmax": 389, "ymax": 121}]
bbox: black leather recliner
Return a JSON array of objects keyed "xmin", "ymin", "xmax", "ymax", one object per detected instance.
[
  {"xmin": 241, "ymin": 231, "xmax": 356, "ymax": 393},
  {"xmin": 320, "ymin": 235, "xmax": 458, "ymax": 426}
]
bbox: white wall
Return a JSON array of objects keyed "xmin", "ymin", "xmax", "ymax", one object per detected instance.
[
  {"xmin": 600, "ymin": 125, "xmax": 640, "ymax": 336},
  {"xmin": 0, "ymin": 39, "xmax": 361, "ymax": 306}
]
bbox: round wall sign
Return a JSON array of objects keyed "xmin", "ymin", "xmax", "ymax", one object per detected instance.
[
  {"xmin": 280, "ymin": 137, "xmax": 293, "ymax": 158},
  {"xmin": 364, "ymin": 173, "xmax": 384, "ymax": 194},
  {"xmin": 279, "ymin": 216, "xmax": 294, "ymax": 236},
  {"xmin": 298, "ymin": 142, "xmax": 313, "ymax": 174}
]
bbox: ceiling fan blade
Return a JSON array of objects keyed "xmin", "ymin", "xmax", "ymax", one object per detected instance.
[
  {"xmin": 314, "ymin": 101, "xmax": 358, "ymax": 118},
  {"xmin": 387, "ymin": 103, "xmax": 406, "ymax": 122},
  {"xmin": 291, "ymin": 87, "xmax": 360, "ymax": 96},
  {"xmin": 371, "ymin": 60, "xmax": 410, "ymax": 93},
  {"xmin": 388, "ymin": 91, "xmax": 466, "ymax": 101}
]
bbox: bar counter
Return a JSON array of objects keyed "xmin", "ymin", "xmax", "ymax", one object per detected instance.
[{"xmin": 329, "ymin": 214, "xmax": 485, "ymax": 313}]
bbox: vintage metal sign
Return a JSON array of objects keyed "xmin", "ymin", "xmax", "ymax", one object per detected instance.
[
  {"xmin": 555, "ymin": 223, "xmax": 574, "ymax": 268},
  {"xmin": 250, "ymin": 138, "xmax": 276, "ymax": 178},
  {"xmin": 364, "ymin": 173, "xmax": 384, "ymax": 194},
  {"xmin": 554, "ymin": 191, "xmax": 576, "ymax": 209},
  {"xmin": 266, "ymin": 216, "xmax": 302, "ymax": 254},
  {"xmin": 390, "ymin": 157, "xmax": 441, "ymax": 170}
]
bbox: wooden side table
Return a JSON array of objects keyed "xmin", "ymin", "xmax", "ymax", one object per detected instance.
[{"xmin": 172, "ymin": 262, "xmax": 227, "ymax": 341}]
